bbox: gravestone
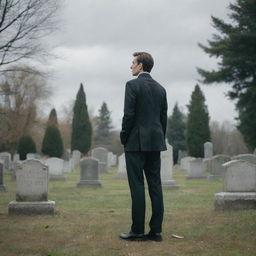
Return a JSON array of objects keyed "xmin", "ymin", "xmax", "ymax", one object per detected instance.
[
  {"xmin": 63, "ymin": 160, "xmax": 72, "ymax": 173},
  {"xmin": 116, "ymin": 154, "xmax": 127, "ymax": 179},
  {"xmin": 204, "ymin": 142, "xmax": 213, "ymax": 158},
  {"xmin": 63, "ymin": 150, "xmax": 70, "ymax": 161},
  {"xmin": 45, "ymin": 157, "xmax": 65, "ymax": 181},
  {"xmin": 77, "ymin": 157, "xmax": 102, "ymax": 188},
  {"xmin": 0, "ymin": 160, "xmax": 6, "ymax": 191},
  {"xmin": 161, "ymin": 143, "xmax": 179, "ymax": 189},
  {"xmin": 0, "ymin": 152, "xmax": 11, "ymax": 171},
  {"xmin": 208, "ymin": 154, "xmax": 230, "ymax": 180},
  {"xmin": 180, "ymin": 156, "xmax": 195, "ymax": 171},
  {"xmin": 26, "ymin": 153, "xmax": 40, "ymax": 160},
  {"xmin": 203, "ymin": 158, "xmax": 212, "ymax": 173},
  {"xmin": 231, "ymin": 154, "xmax": 256, "ymax": 165},
  {"xmin": 13, "ymin": 154, "xmax": 20, "ymax": 162},
  {"xmin": 177, "ymin": 150, "xmax": 187, "ymax": 165},
  {"xmin": 8, "ymin": 159, "xmax": 55, "ymax": 215},
  {"xmin": 92, "ymin": 147, "xmax": 108, "ymax": 173},
  {"xmin": 186, "ymin": 158, "xmax": 206, "ymax": 179},
  {"xmin": 72, "ymin": 150, "xmax": 81, "ymax": 170},
  {"xmin": 214, "ymin": 160, "xmax": 256, "ymax": 210}
]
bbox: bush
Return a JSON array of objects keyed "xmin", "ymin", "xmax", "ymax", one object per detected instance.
[{"xmin": 17, "ymin": 135, "xmax": 37, "ymax": 160}]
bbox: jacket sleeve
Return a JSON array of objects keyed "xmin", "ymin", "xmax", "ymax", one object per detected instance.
[
  {"xmin": 120, "ymin": 82, "xmax": 136, "ymax": 145},
  {"xmin": 160, "ymin": 90, "xmax": 168, "ymax": 137}
]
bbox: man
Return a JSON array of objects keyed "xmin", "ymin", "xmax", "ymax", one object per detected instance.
[{"xmin": 120, "ymin": 52, "xmax": 168, "ymax": 242}]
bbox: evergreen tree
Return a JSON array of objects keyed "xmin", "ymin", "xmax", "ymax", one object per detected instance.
[
  {"xmin": 167, "ymin": 103, "xmax": 186, "ymax": 164},
  {"xmin": 41, "ymin": 125, "xmax": 64, "ymax": 157},
  {"xmin": 197, "ymin": 0, "xmax": 256, "ymax": 151},
  {"xmin": 71, "ymin": 83, "xmax": 92, "ymax": 154},
  {"xmin": 187, "ymin": 85, "xmax": 211, "ymax": 157},
  {"xmin": 17, "ymin": 135, "xmax": 37, "ymax": 160},
  {"xmin": 47, "ymin": 108, "xmax": 58, "ymax": 126},
  {"xmin": 94, "ymin": 101, "xmax": 113, "ymax": 147}
]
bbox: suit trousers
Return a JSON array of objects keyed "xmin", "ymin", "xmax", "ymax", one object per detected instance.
[{"xmin": 125, "ymin": 151, "xmax": 164, "ymax": 234}]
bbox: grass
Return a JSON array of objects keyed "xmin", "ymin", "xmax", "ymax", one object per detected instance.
[{"xmin": 0, "ymin": 167, "xmax": 255, "ymax": 256}]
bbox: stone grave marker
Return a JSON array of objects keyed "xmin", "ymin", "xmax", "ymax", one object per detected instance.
[
  {"xmin": 45, "ymin": 157, "xmax": 65, "ymax": 181},
  {"xmin": 77, "ymin": 157, "xmax": 102, "ymax": 188},
  {"xmin": 92, "ymin": 147, "xmax": 108, "ymax": 173},
  {"xmin": 8, "ymin": 159, "xmax": 55, "ymax": 215},
  {"xmin": 0, "ymin": 160, "xmax": 6, "ymax": 191}
]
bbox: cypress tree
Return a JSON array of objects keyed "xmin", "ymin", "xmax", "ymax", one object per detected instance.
[
  {"xmin": 197, "ymin": 0, "xmax": 256, "ymax": 151},
  {"xmin": 17, "ymin": 135, "xmax": 37, "ymax": 160},
  {"xmin": 187, "ymin": 85, "xmax": 211, "ymax": 157},
  {"xmin": 47, "ymin": 108, "xmax": 58, "ymax": 126},
  {"xmin": 167, "ymin": 103, "xmax": 186, "ymax": 164},
  {"xmin": 94, "ymin": 101, "xmax": 112, "ymax": 147},
  {"xmin": 71, "ymin": 83, "xmax": 92, "ymax": 154},
  {"xmin": 41, "ymin": 125, "xmax": 64, "ymax": 157}
]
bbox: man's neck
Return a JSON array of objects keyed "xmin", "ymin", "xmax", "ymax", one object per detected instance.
[{"xmin": 138, "ymin": 71, "xmax": 149, "ymax": 76}]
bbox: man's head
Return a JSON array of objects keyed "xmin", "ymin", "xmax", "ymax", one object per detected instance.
[{"xmin": 130, "ymin": 52, "xmax": 154, "ymax": 76}]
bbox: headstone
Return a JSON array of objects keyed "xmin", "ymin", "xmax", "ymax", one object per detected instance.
[
  {"xmin": 204, "ymin": 142, "xmax": 213, "ymax": 158},
  {"xmin": 161, "ymin": 143, "xmax": 179, "ymax": 189},
  {"xmin": 8, "ymin": 159, "xmax": 55, "ymax": 215},
  {"xmin": 203, "ymin": 158, "xmax": 212, "ymax": 173},
  {"xmin": 116, "ymin": 154, "xmax": 127, "ymax": 179},
  {"xmin": 208, "ymin": 154, "xmax": 230, "ymax": 180},
  {"xmin": 177, "ymin": 150, "xmax": 187, "ymax": 165},
  {"xmin": 214, "ymin": 160, "xmax": 256, "ymax": 210},
  {"xmin": 63, "ymin": 149, "xmax": 70, "ymax": 161},
  {"xmin": 13, "ymin": 154, "xmax": 20, "ymax": 162},
  {"xmin": 186, "ymin": 158, "xmax": 206, "ymax": 179},
  {"xmin": 180, "ymin": 156, "xmax": 195, "ymax": 171},
  {"xmin": 26, "ymin": 153, "xmax": 40, "ymax": 160},
  {"xmin": 231, "ymin": 154, "xmax": 256, "ymax": 165},
  {"xmin": 107, "ymin": 152, "xmax": 117, "ymax": 167},
  {"xmin": 77, "ymin": 157, "xmax": 102, "ymax": 188},
  {"xmin": 91, "ymin": 147, "xmax": 108, "ymax": 173},
  {"xmin": 45, "ymin": 157, "xmax": 66, "ymax": 181},
  {"xmin": 0, "ymin": 160, "xmax": 6, "ymax": 191},
  {"xmin": 0, "ymin": 152, "xmax": 11, "ymax": 171},
  {"xmin": 63, "ymin": 160, "xmax": 72, "ymax": 173},
  {"xmin": 71, "ymin": 150, "xmax": 81, "ymax": 170}
]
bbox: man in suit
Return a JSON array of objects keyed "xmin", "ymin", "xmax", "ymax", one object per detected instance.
[{"xmin": 119, "ymin": 52, "xmax": 168, "ymax": 241}]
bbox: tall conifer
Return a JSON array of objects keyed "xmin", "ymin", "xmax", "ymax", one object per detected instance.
[
  {"xmin": 187, "ymin": 85, "xmax": 211, "ymax": 157},
  {"xmin": 198, "ymin": 0, "xmax": 256, "ymax": 150},
  {"xmin": 71, "ymin": 83, "xmax": 92, "ymax": 154},
  {"xmin": 167, "ymin": 103, "xmax": 186, "ymax": 164}
]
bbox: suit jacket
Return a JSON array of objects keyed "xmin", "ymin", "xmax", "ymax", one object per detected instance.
[{"xmin": 120, "ymin": 72, "xmax": 168, "ymax": 151}]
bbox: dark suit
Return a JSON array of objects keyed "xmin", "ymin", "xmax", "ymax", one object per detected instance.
[{"xmin": 120, "ymin": 72, "xmax": 167, "ymax": 234}]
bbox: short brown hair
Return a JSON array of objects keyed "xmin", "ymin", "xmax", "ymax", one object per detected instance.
[{"xmin": 133, "ymin": 52, "xmax": 154, "ymax": 73}]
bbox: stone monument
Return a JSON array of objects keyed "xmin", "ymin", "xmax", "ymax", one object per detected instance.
[{"xmin": 8, "ymin": 159, "xmax": 55, "ymax": 215}]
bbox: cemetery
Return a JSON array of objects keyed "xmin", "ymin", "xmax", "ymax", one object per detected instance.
[{"xmin": 0, "ymin": 149, "xmax": 255, "ymax": 256}]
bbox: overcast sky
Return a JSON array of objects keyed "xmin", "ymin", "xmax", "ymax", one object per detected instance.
[{"xmin": 44, "ymin": 0, "xmax": 236, "ymax": 129}]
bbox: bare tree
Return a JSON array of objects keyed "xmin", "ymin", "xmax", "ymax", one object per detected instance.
[
  {"xmin": 0, "ymin": 0, "xmax": 61, "ymax": 69},
  {"xmin": 0, "ymin": 65, "xmax": 51, "ymax": 153},
  {"xmin": 210, "ymin": 121, "xmax": 249, "ymax": 156}
]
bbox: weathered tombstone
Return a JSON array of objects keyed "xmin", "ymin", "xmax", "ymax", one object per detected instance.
[
  {"xmin": 0, "ymin": 152, "xmax": 11, "ymax": 171},
  {"xmin": 186, "ymin": 158, "xmax": 206, "ymax": 179},
  {"xmin": 214, "ymin": 160, "xmax": 256, "ymax": 210},
  {"xmin": 63, "ymin": 149, "xmax": 70, "ymax": 161},
  {"xmin": 177, "ymin": 150, "xmax": 187, "ymax": 165},
  {"xmin": 203, "ymin": 158, "xmax": 212, "ymax": 173},
  {"xmin": 231, "ymin": 154, "xmax": 256, "ymax": 165},
  {"xmin": 63, "ymin": 160, "xmax": 72, "ymax": 173},
  {"xmin": 13, "ymin": 153, "xmax": 20, "ymax": 162},
  {"xmin": 180, "ymin": 156, "xmax": 195, "ymax": 171},
  {"xmin": 77, "ymin": 157, "xmax": 102, "ymax": 188},
  {"xmin": 161, "ymin": 143, "xmax": 179, "ymax": 189},
  {"xmin": 116, "ymin": 154, "xmax": 127, "ymax": 179},
  {"xmin": 204, "ymin": 142, "xmax": 213, "ymax": 159},
  {"xmin": 71, "ymin": 150, "xmax": 81, "ymax": 170},
  {"xmin": 91, "ymin": 147, "xmax": 108, "ymax": 173},
  {"xmin": 0, "ymin": 160, "xmax": 6, "ymax": 191},
  {"xmin": 208, "ymin": 154, "xmax": 230, "ymax": 180},
  {"xmin": 45, "ymin": 157, "xmax": 65, "ymax": 181},
  {"xmin": 26, "ymin": 153, "xmax": 40, "ymax": 160},
  {"xmin": 8, "ymin": 159, "xmax": 55, "ymax": 215}
]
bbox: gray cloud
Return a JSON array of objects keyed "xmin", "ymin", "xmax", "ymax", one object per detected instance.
[{"xmin": 45, "ymin": 0, "xmax": 236, "ymax": 128}]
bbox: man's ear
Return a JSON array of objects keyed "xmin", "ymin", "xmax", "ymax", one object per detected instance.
[{"xmin": 139, "ymin": 62, "xmax": 143, "ymax": 71}]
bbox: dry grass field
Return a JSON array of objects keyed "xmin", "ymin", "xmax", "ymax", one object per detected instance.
[{"xmin": 0, "ymin": 167, "xmax": 255, "ymax": 256}]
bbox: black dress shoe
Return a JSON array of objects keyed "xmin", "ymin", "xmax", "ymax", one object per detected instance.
[
  {"xmin": 145, "ymin": 232, "xmax": 162, "ymax": 242},
  {"xmin": 119, "ymin": 231, "xmax": 145, "ymax": 241}
]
